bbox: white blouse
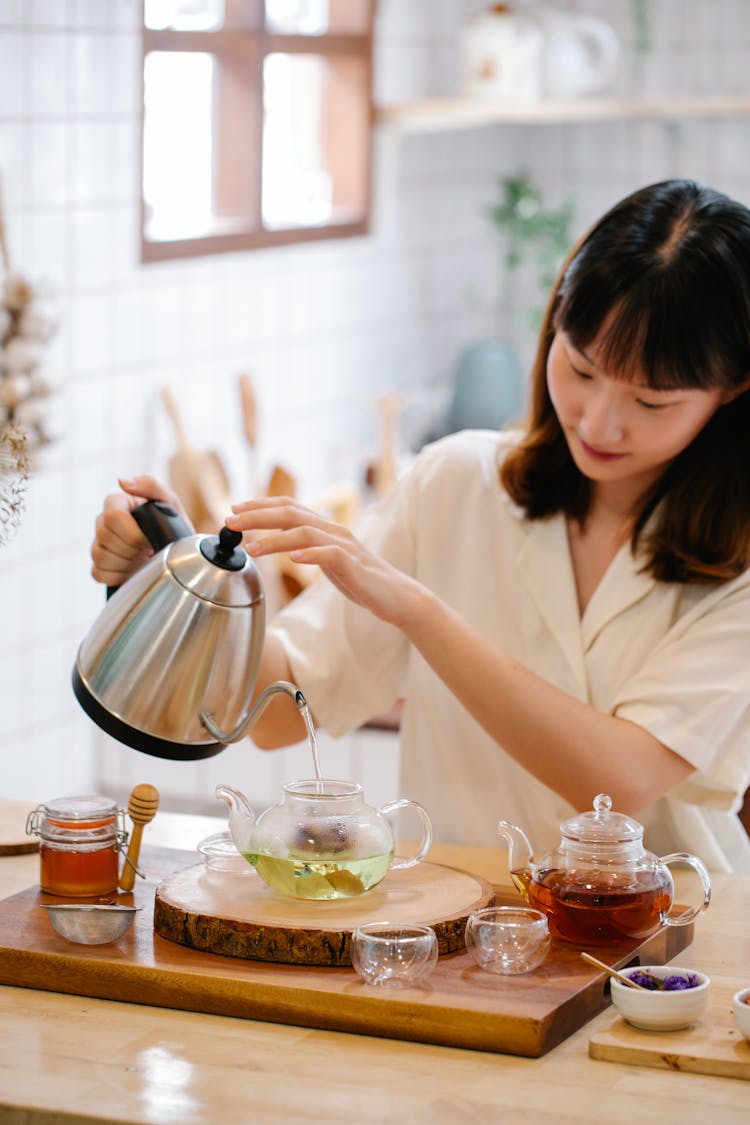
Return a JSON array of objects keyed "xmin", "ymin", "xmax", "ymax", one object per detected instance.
[{"xmin": 269, "ymin": 430, "xmax": 750, "ymax": 873}]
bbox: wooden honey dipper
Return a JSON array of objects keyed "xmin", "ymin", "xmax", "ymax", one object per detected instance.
[{"xmin": 119, "ymin": 784, "xmax": 160, "ymax": 891}]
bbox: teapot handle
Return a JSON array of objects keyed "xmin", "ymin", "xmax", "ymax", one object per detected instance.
[
  {"xmin": 380, "ymin": 799, "xmax": 432, "ymax": 870},
  {"xmin": 106, "ymin": 500, "xmax": 192, "ymax": 599},
  {"xmin": 570, "ymin": 17, "xmax": 620, "ymax": 87},
  {"xmin": 660, "ymin": 852, "xmax": 712, "ymax": 926}
]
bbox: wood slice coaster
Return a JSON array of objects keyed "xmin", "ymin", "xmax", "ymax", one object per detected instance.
[
  {"xmin": 154, "ymin": 860, "xmax": 494, "ymax": 966},
  {"xmin": 0, "ymin": 800, "xmax": 38, "ymax": 856}
]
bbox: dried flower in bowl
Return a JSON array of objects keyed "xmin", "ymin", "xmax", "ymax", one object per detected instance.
[
  {"xmin": 610, "ymin": 965, "xmax": 710, "ymax": 1031},
  {"xmin": 627, "ymin": 969, "xmax": 702, "ymax": 991}
]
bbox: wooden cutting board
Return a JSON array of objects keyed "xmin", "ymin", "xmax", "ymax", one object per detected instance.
[
  {"xmin": 154, "ymin": 859, "xmax": 493, "ymax": 965},
  {"xmin": 589, "ymin": 980, "xmax": 750, "ymax": 1079},
  {"xmin": 0, "ymin": 846, "xmax": 695, "ymax": 1058},
  {"xmin": 0, "ymin": 800, "xmax": 38, "ymax": 855}
]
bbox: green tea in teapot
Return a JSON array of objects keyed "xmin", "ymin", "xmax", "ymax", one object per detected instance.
[{"xmin": 243, "ymin": 850, "xmax": 393, "ymax": 900}]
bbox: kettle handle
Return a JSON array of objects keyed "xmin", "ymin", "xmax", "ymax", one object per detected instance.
[{"xmin": 106, "ymin": 500, "xmax": 193, "ymax": 599}]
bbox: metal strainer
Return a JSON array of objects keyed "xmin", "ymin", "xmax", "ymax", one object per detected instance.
[{"xmin": 41, "ymin": 902, "xmax": 141, "ymax": 944}]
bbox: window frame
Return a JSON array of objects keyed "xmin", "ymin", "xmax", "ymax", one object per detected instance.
[{"xmin": 141, "ymin": 6, "xmax": 375, "ymax": 263}]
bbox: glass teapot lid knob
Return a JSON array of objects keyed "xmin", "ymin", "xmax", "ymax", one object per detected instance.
[{"xmin": 593, "ymin": 793, "xmax": 613, "ymax": 817}]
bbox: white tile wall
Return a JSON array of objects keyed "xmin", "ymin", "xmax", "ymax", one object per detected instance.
[{"xmin": 2, "ymin": 0, "xmax": 750, "ymax": 819}]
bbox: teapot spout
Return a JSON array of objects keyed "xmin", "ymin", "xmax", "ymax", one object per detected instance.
[
  {"xmin": 201, "ymin": 680, "xmax": 308, "ymax": 744},
  {"xmin": 216, "ymin": 784, "xmax": 256, "ymax": 856},
  {"xmin": 497, "ymin": 820, "xmax": 534, "ymax": 900}
]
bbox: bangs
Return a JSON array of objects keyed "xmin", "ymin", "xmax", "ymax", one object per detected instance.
[{"xmin": 555, "ymin": 274, "xmax": 731, "ymax": 392}]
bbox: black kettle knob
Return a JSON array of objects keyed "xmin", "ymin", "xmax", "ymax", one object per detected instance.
[{"xmin": 199, "ymin": 525, "xmax": 247, "ymax": 570}]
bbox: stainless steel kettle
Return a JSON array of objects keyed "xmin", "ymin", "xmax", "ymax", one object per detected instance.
[{"xmin": 72, "ymin": 499, "xmax": 305, "ymax": 760}]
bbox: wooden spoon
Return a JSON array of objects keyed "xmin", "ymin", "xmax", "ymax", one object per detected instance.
[
  {"xmin": 119, "ymin": 784, "xmax": 160, "ymax": 892},
  {"xmin": 580, "ymin": 951, "xmax": 649, "ymax": 990}
]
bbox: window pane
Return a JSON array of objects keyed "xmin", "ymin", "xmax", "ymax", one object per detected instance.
[
  {"xmin": 145, "ymin": 0, "xmax": 225, "ymax": 31},
  {"xmin": 265, "ymin": 0, "xmax": 371, "ymax": 35},
  {"xmin": 262, "ymin": 52, "xmax": 369, "ymax": 232},
  {"xmin": 143, "ymin": 52, "xmax": 217, "ymax": 242},
  {"xmin": 263, "ymin": 53, "xmax": 330, "ymax": 228}
]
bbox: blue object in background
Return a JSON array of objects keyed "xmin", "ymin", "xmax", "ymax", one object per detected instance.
[{"xmin": 445, "ymin": 340, "xmax": 525, "ymax": 434}]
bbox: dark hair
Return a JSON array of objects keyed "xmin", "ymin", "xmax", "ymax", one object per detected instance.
[{"xmin": 501, "ymin": 179, "xmax": 750, "ymax": 583}]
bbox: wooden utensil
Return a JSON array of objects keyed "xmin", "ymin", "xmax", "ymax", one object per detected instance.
[
  {"xmin": 160, "ymin": 385, "xmax": 231, "ymax": 533},
  {"xmin": 265, "ymin": 463, "xmax": 315, "ymax": 602},
  {"xmin": 373, "ymin": 392, "xmax": 406, "ymax": 498},
  {"xmin": 238, "ymin": 372, "xmax": 257, "ymax": 494},
  {"xmin": 580, "ymin": 951, "xmax": 649, "ymax": 990},
  {"xmin": 119, "ymin": 784, "xmax": 160, "ymax": 892}
]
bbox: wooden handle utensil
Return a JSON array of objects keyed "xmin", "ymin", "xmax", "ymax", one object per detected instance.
[
  {"xmin": 119, "ymin": 784, "xmax": 160, "ymax": 892},
  {"xmin": 580, "ymin": 951, "xmax": 648, "ymax": 990}
]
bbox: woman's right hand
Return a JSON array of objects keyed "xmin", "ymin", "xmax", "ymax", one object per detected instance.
[{"xmin": 90, "ymin": 475, "xmax": 192, "ymax": 588}]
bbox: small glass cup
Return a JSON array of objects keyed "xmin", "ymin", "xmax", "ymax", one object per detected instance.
[
  {"xmin": 465, "ymin": 906, "xmax": 550, "ymax": 975},
  {"xmin": 197, "ymin": 832, "xmax": 252, "ymax": 875},
  {"xmin": 351, "ymin": 922, "xmax": 438, "ymax": 988}
]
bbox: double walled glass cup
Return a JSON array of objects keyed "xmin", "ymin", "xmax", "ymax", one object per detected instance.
[
  {"xmin": 351, "ymin": 922, "xmax": 438, "ymax": 987},
  {"xmin": 465, "ymin": 906, "xmax": 550, "ymax": 975}
]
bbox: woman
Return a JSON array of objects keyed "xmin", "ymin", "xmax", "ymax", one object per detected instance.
[{"xmin": 92, "ymin": 180, "xmax": 750, "ymax": 871}]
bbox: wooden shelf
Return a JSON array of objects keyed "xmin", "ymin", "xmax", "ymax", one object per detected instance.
[{"xmin": 375, "ymin": 94, "xmax": 750, "ymax": 134}]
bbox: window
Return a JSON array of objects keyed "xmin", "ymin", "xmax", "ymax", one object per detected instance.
[{"xmin": 142, "ymin": 0, "xmax": 375, "ymax": 262}]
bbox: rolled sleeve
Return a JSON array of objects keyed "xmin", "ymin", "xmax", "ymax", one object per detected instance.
[{"xmin": 612, "ymin": 574, "xmax": 750, "ymax": 809}]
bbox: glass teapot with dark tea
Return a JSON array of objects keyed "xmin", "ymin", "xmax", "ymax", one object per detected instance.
[
  {"xmin": 498, "ymin": 794, "xmax": 711, "ymax": 945},
  {"xmin": 216, "ymin": 781, "xmax": 432, "ymax": 901}
]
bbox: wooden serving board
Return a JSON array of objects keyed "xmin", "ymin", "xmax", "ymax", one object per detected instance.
[
  {"xmin": 0, "ymin": 846, "xmax": 694, "ymax": 1058},
  {"xmin": 0, "ymin": 800, "xmax": 38, "ymax": 855},
  {"xmin": 154, "ymin": 859, "xmax": 493, "ymax": 965},
  {"xmin": 589, "ymin": 981, "xmax": 750, "ymax": 1080}
]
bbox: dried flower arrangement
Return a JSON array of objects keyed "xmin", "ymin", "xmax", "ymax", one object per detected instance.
[{"xmin": 0, "ymin": 182, "xmax": 58, "ymax": 545}]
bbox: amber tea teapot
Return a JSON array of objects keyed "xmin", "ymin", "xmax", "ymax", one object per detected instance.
[
  {"xmin": 217, "ymin": 781, "xmax": 432, "ymax": 901},
  {"xmin": 498, "ymin": 794, "xmax": 711, "ymax": 945}
]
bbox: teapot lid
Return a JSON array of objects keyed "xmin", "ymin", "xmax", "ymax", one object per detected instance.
[{"xmin": 561, "ymin": 793, "xmax": 643, "ymax": 844}]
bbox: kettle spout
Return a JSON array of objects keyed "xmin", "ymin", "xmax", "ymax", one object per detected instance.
[
  {"xmin": 497, "ymin": 820, "xmax": 535, "ymax": 898},
  {"xmin": 201, "ymin": 680, "xmax": 308, "ymax": 744},
  {"xmin": 216, "ymin": 784, "xmax": 256, "ymax": 856}
]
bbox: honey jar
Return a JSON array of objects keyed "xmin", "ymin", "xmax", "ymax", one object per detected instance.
[{"xmin": 26, "ymin": 795, "xmax": 128, "ymax": 897}]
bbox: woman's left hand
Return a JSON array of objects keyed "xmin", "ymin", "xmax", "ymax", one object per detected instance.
[{"xmin": 226, "ymin": 497, "xmax": 421, "ymax": 628}]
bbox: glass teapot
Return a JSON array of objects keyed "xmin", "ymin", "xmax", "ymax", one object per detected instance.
[
  {"xmin": 216, "ymin": 781, "xmax": 432, "ymax": 901},
  {"xmin": 498, "ymin": 794, "xmax": 711, "ymax": 945}
]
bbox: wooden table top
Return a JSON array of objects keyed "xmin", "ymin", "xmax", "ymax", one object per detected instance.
[{"xmin": 1, "ymin": 806, "xmax": 748, "ymax": 1124}]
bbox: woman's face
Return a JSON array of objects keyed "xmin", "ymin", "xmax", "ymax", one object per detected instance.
[{"xmin": 547, "ymin": 331, "xmax": 733, "ymax": 499}]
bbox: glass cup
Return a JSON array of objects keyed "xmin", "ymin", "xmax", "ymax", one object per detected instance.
[
  {"xmin": 351, "ymin": 922, "xmax": 438, "ymax": 988},
  {"xmin": 465, "ymin": 906, "xmax": 550, "ymax": 975}
]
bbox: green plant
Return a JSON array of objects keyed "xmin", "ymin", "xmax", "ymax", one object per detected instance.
[{"xmin": 488, "ymin": 174, "xmax": 575, "ymax": 331}]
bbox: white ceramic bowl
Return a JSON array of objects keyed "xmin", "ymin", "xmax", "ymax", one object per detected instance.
[
  {"xmin": 732, "ymin": 987, "xmax": 750, "ymax": 1040},
  {"xmin": 610, "ymin": 965, "xmax": 710, "ymax": 1031}
]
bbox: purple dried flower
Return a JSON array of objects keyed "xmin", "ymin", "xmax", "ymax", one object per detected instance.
[
  {"xmin": 663, "ymin": 973, "xmax": 701, "ymax": 991},
  {"xmin": 625, "ymin": 969, "xmax": 701, "ymax": 991},
  {"xmin": 627, "ymin": 970, "xmax": 662, "ymax": 990}
]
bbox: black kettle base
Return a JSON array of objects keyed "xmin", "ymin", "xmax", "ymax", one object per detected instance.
[{"xmin": 72, "ymin": 666, "xmax": 226, "ymax": 761}]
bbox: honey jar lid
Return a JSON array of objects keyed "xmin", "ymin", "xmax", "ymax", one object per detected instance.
[{"xmin": 42, "ymin": 795, "xmax": 118, "ymax": 823}]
